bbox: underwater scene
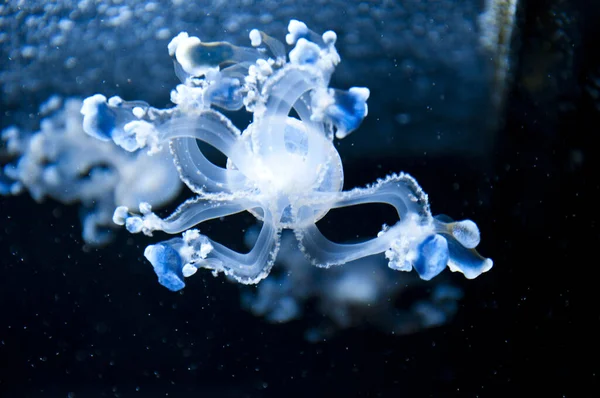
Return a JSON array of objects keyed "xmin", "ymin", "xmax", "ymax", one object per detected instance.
[{"xmin": 0, "ymin": 0, "xmax": 595, "ymax": 397}]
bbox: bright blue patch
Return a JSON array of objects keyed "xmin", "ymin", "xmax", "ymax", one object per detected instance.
[{"xmin": 414, "ymin": 234, "xmax": 449, "ymax": 281}]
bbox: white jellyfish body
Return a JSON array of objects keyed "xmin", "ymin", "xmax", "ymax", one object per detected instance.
[{"xmin": 81, "ymin": 20, "xmax": 492, "ymax": 291}]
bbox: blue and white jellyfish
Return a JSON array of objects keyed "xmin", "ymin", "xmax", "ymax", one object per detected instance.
[
  {"xmin": 81, "ymin": 20, "xmax": 492, "ymax": 291},
  {"xmin": 1, "ymin": 97, "xmax": 182, "ymax": 245}
]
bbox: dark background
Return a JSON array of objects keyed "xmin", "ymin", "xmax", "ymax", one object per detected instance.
[{"xmin": 0, "ymin": 0, "xmax": 596, "ymax": 396}]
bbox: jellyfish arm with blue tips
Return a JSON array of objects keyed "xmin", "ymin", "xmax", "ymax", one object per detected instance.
[{"xmin": 80, "ymin": 20, "xmax": 492, "ymax": 292}]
